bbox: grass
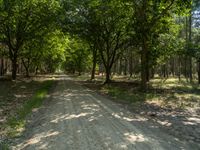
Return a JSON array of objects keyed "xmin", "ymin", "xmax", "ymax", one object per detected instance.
[
  {"xmin": 76, "ymin": 74, "xmax": 200, "ymax": 110},
  {"xmin": 6, "ymin": 80, "xmax": 53, "ymax": 137},
  {"xmin": 101, "ymin": 85, "xmax": 145, "ymax": 103}
]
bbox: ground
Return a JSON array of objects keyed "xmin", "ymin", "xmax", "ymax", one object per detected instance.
[{"xmin": 8, "ymin": 76, "xmax": 200, "ymax": 150}]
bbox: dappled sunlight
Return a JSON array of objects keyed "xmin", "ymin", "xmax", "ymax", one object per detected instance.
[
  {"xmin": 183, "ymin": 117, "xmax": 200, "ymax": 125},
  {"xmin": 12, "ymin": 79, "xmax": 199, "ymax": 149},
  {"xmin": 122, "ymin": 116, "xmax": 148, "ymax": 122},
  {"xmin": 15, "ymin": 131, "xmax": 60, "ymax": 149},
  {"xmin": 157, "ymin": 120, "xmax": 172, "ymax": 127},
  {"xmin": 14, "ymin": 94, "xmax": 28, "ymax": 98},
  {"xmin": 62, "ymin": 112, "xmax": 92, "ymax": 120},
  {"xmin": 124, "ymin": 133, "xmax": 146, "ymax": 143},
  {"xmin": 111, "ymin": 112, "xmax": 147, "ymax": 122}
]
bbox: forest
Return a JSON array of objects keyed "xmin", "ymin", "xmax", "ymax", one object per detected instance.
[
  {"xmin": 0, "ymin": 0, "xmax": 199, "ymax": 89},
  {"xmin": 0, "ymin": 0, "xmax": 200, "ymax": 149}
]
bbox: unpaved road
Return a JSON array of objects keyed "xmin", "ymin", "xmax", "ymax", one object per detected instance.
[{"xmin": 12, "ymin": 78, "xmax": 200, "ymax": 150}]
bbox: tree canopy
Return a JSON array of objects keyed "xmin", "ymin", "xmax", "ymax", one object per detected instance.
[{"xmin": 1, "ymin": 0, "xmax": 200, "ymax": 89}]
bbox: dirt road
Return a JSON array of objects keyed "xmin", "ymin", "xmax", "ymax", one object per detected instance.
[{"xmin": 12, "ymin": 78, "xmax": 200, "ymax": 150}]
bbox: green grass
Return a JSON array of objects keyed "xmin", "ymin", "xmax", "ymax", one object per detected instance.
[
  {"xmin": 6, "ymin": 80, "xmax": 53, "ymax": 137},
  {"xmin": 102, "ymin": 85, "xmax": 150, "ymax": 103},
  {"xmin": 100, "ymin": 78, "xmax": 200, "ymax": 110}
]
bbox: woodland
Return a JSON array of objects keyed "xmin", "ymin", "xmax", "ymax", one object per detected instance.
[
  {"xmin": 0, "ymin": 0, "xmax": 199, "ymax": 90},
  {"xmin": 0, "ymin": 0, "xmax": 200, "ymax": 148}
]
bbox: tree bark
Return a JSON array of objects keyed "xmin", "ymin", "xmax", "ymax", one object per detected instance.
[
  {"xmin": 0, "ymin": 58, "xmax": 4, "ymax": 76},
  {"xmin": 12, "ymin": 56, "xmax": 17, "ymax": 80},
  {"xmin": 188, "ymin": 14, "xmax": 193, "ymax": 82},
  {"xmin": 105, "ymin": 66, "xmax": 111, "ymax": 84},
  {"xmin": 198, "ymin": 61, "xmax": 200, "ymax": 84},
  {"xmin": 124, "ymin": 58, "xmax": 127, "ymax": 76},
  {"xmin": 22, "ymin": 58, "xmax": 30, "ymax": 77},
  {"xmin": 91, "ymin": 48, "xmax": 97, "ymax": 80},
  {"xmin": 141, "ymin": 39, "xmax": 148, "ymax": 91}
]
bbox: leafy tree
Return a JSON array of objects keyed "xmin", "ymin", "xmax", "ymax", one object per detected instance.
[
  {"xmin": 63, "ymin": 37, "xmax": 91, "ymax": 75},
  {"xmin": 0, "ymin": 0, "xmax": 60, "ymax": 79},
  {"xmin": 129, "ymin": 0, "xmax": 191, "ymax": 90},
  {"xmin": 62, "ymin": 0, "xmax": 131, "ymax": 83}
]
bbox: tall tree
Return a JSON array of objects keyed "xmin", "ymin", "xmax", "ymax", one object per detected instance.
[
  {"xmin": 130, "ymin": 0, "xmax": 191, "ymax": 90},
  {"xmin": 0, "ymin": 0, "xmax": 60, "ymax": 79},
  {"xmin": 62, "ymin": 0, "xmax": 131, "ymax": 83}
]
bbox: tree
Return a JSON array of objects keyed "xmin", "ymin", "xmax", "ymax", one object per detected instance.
[
  {"xmin": 62, "ymin": 0, "xmax": 131, "ymax": 83},
  {"xmin": 63, "ymin": 37, "xmax": 91, "ymax": 75},
  {"xmin": 129, "ymin": 0, "xmax": 191, "ymax": 90},
  {"xmin": 0, "ymin": 0, "xmax": 60, "ymax": 79}
]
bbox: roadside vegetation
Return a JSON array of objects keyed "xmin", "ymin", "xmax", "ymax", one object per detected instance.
[
  {"xmin": 75, "ymin": 74, "xmax": 200, "ymax": 112},
  {"xmin": 0, "ymin": 77, "xmax": 54, "ymax": 147}
]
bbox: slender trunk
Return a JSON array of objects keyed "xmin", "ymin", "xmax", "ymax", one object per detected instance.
[
  {"xmin": 184, "ymin": 55, "xmax": 188, "ymax": 79},
  {"xmin": 105, "ymin": 66, "xmax": 111, "ymax": 84},
  {"xmin": 188, "ymin": 14, "xmax": 193, "ymax": 82},
  {"xmin": 198, "ymin": 61, "xmax": 200, "ymax": 84},
  {"xmin": 171, "ymin": 58, "xmax": 175, "ymax": 77},
  {"xmin": 124, "ymin": 58, "xmax": 127, "ymax": 76},
  {"xmin": 129, "ymin": 52, "xmax": 133, "ymax": 78},
  {"xmin": 91, "ymin": 49, "xmax": 97, "ymax": 80},
  {"xmin": 35, "ymin": 66, "xmax": 39, "ymax": 75},
  {"xmin": 141, "ymin": 40, "xmax": 148, "ymax": 91},
  {"xmin": 22, "ymin": 58, "xmax": 30, "ymax": 77},
  {"xmin": 150, "ymin": 68, "xmax": 155, "ymax": 79},
  {"xmin": 119, "ymin": 58, "xmax": 122, "ymax": 75},
  {"xmin": 0, "ymin": 58, "xmax": 4, "ymax": 76},
  {"xmin": 178, "ymin": 56, "xmax": 181, "ymax": 81},
  {"xmin": 12, "ymin": 56, "xmax": 17, "ymax": 80}
]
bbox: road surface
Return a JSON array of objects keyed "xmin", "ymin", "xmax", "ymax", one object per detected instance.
[{"xmin": 12, "ymin": 78, "xmax": 200, "ymax": 150}]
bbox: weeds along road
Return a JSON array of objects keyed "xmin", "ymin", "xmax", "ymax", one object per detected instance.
[{"xmin": 12, "ymin": 77, "xmax": 200, "ymax": 150}]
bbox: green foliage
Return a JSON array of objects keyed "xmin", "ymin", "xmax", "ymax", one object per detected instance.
[
  {"xmin": 151, "ymin": 22, "xmax": 185, "ymax": 65},
  {"xmin": 63, "ymin": 37, "xmax": 91, "ymax": 74}
]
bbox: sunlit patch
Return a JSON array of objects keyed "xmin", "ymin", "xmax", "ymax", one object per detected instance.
[
  {"xmin": 183, "ymin": 121, "xmax": 196, "ymax": 125},
  {"xmin": 124, "ymin": 133, "xmax": 146, "ymax": 143},
  {"xmin": 122, "ymin": 117, "xmax": 147, "ymax": 122},
  {"xmin": 16, "ymin": 131, "xmax": 60, "ymax": 149},
  {"xmin": 111, "ymin": 113, "xmax": 147, "ymax": 122},
  {"xmin": 157, "ymin": 120, "xmax": 172, "ymax": 126},
  {"xmin": 14, "ymin": 94, "xmax": 27, "ymax": 98},
  {"xmin": 20, "ymin": 85, "xmax": 26, "ymax": 89},
  {"xmin": 81, "ymin": 104, "xmax": 100, "ymax": 112},
  {"xmin": 51, "ymin": 112, "xmax": 92, "ymax": 123},
  {"xmin": 119, "ymin": 144, "xmax": 127, "ymax": 148},
  {"xmin": 112, "ymin": 113, "xmax": 121, "ymax": 119},
  {"xmin": 187, "ymin": 117, "xmax": 200, "ymax": 124},
  {"xmin": 65, "ymin": 113, "xmax": 91, "ymax": 119}
]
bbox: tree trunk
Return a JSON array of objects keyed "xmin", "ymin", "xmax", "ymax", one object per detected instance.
[
  {"xmin": 22, "ymin": 58, "xmax": 30, "ymax": 77},
  {"xmin": 0, "ymin": 58, "xmax": 4, "ymax": 76},
  {"xmin": 124, "ymin": 58, "xmax": 127, "ymax": 76},
  {"xmin": 178, "ymin": 56, "xmax": 181, "ymax": 81},
  {"xmin": 35, "ymin": 66, "xmax": 39, "ymax": 75},
  {"xmin": 188, "ymin": 14, "xmax": 193, "ymax": 82},
  {"xmin": 91, "ymin": 49, "xmax": 97, "ymax": 80},
  {"xmin": 141, "ymin": 40, "xmax": 148, "ymax": 91},
  {"xmin": 129, "ymin": 52, "xmax": 133, "ymax": 78},
  {"xmin": 105, "ymin": 67, "xmax": 111, "ymax": 84},
  {"xmin": 12, "ymin": 56, "xmax": 17, "ymax": 80},
  {"xmin": 198, "ymin": 61, "xmax": 200, "ymax": 84}
]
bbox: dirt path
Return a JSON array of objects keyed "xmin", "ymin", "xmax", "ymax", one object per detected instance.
[{"xmin": 12, "ymin": 78, "xmax": 200, "ymax": 150}]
